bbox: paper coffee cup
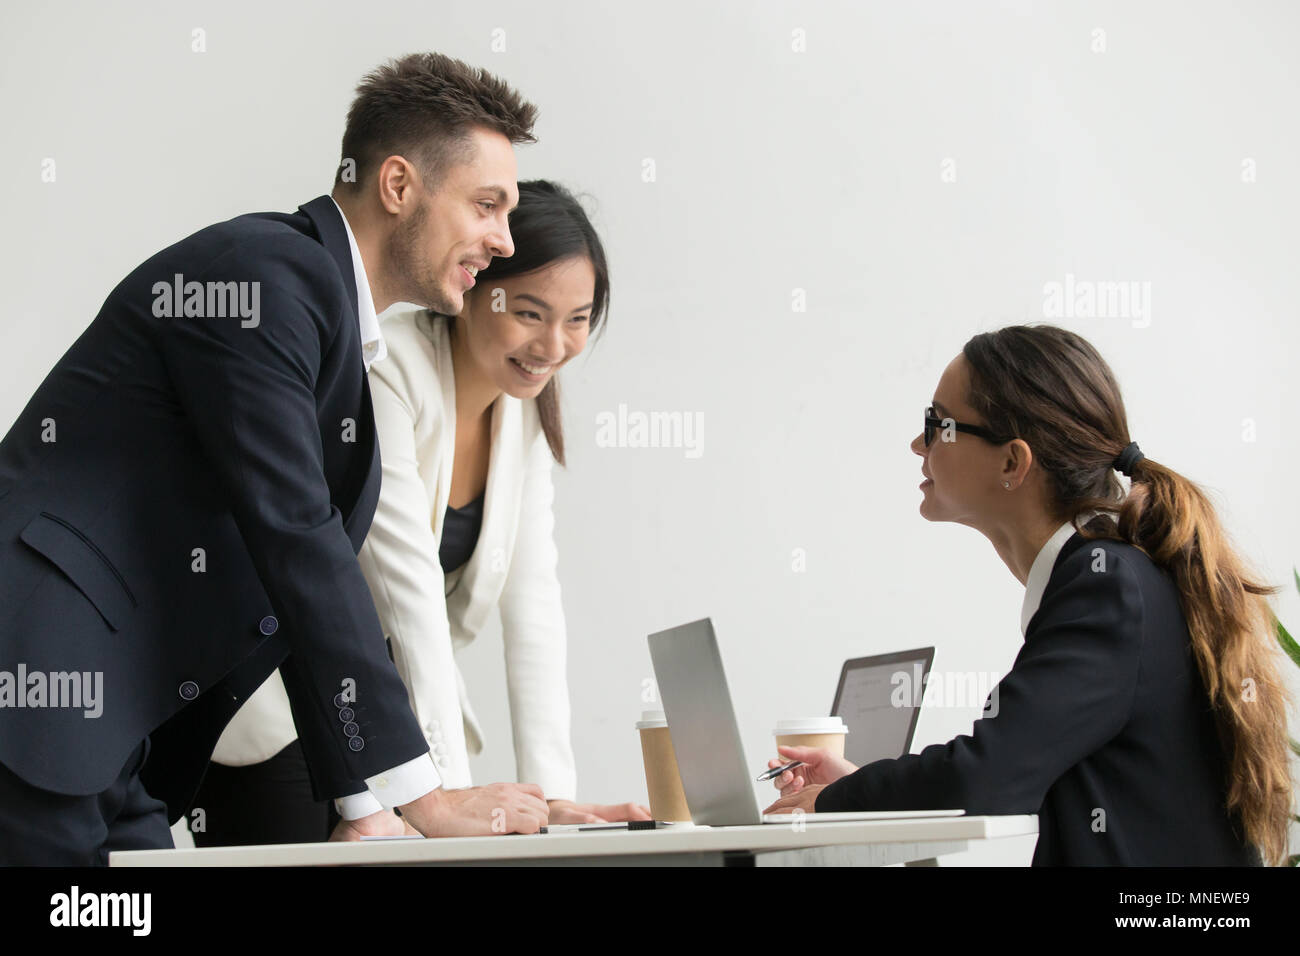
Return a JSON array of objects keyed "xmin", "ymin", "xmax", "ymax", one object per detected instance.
[
  {"xmin": 636, "ymin": 711, "xmax": 691, "ymax": 821},
  {"xmin": 773, "ymin": 716, "xmax": 848, "ymax": 760}
]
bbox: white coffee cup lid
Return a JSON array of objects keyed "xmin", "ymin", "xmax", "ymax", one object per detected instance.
[
  {"xmin": 636, "ymin": 710, "xmax": 668, "ymax": 729},
  {"xmin": 773, "ymin": 717, "xmax": 848, "ymax": 735}
]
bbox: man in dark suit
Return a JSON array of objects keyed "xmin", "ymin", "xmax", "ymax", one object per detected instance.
[{"xmin": 0, "ymin": 52, "xmax": 548, "ymax": 864}]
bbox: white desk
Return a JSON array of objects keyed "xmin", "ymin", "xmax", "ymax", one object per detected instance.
[{"xmin": 111, "ymin": 814, "xmax": 1036, "ymax": 866}]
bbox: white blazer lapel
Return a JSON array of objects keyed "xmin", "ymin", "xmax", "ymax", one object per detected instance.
[
  {"xmin": 426, "ymin": 311, "xmax": 524, "ymax": 637},
  {"xmin": 427, "ymin": 312, "xmax": 457, "ymax": 542},
  {"xmin": 447, "ymin": 391, "xmax": 523, "ymax": 638}
]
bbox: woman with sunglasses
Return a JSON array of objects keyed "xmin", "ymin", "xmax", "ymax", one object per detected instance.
[{"xmin": 765, "ymin": 325, "xmax": 1293, "ymax": 866}]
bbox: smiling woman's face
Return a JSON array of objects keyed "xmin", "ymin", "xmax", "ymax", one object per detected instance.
[
  {"xmin": 910, "ymin": 354, "xmax": 1012, "ymax": 527},
  {"xmin": 455, "ymin": 255, "xmax": 596, "ymax": 400}
]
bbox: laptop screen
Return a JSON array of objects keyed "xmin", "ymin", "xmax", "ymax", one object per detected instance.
[{"xmin": 831, "ymin": 648, "xmax": 935, "ymax": 767}]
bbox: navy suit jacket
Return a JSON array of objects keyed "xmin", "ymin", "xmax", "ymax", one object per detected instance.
[
  {"xmin": 815, "ymin": 529, "xmax": 1261, "ymax": 866},
  {"xmin": 0, "ymin": 196, "xmax": 428, "ymax": 822}
]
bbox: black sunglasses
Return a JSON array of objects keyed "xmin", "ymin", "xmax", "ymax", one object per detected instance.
[{"xmin": 924, "ymin": 405, "xmax": 1010, "ymax": 448}]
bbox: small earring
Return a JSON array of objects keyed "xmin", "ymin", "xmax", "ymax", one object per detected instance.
[{"xmin": 1003, "ymin": 481, "xmax": 1011, "ymax": 489}]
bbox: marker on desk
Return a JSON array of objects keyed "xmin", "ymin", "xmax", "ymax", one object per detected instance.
[
  {"xmin": 538, "ymin": 822, "xmax": 630, "ymax": 834},
  {"xmin": 756, "ymin": 760, "xmax": 805, "ymax": 782},
  {"xmin": 359, "ymin": 834, "xmax": 425, "ymax": 841}
]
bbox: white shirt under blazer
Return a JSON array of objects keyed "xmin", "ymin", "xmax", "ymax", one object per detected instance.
[{"xmin": 211, "ymin": 308, "xmax": 578, "ymax": 810}]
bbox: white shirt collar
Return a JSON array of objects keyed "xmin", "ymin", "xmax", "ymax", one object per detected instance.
[
  {"xmin": 1019, "ymin": 519, "xmax": 1084, "ymax": 637},
  {"xmin": 329, "ymin": 196, "xmax": 385, "ymax": 372}
]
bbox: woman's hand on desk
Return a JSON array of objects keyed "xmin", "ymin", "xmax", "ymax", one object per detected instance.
[
  {"xmin": 763, "ymin": 784, "xmax": 826, "ymax": 816},
  {"xmin": 329, "ymin": 809, "xmax": 420, "ymax": 841},
  {"xmin": 768, "ymin": 745, "xmax": 857, "ymax": 795},
  {"xmin": 547, "ymin": 799, "xmax": 653, "ymax": 824}
]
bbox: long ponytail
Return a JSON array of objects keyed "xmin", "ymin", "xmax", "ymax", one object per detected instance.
[{"xmin": 1080, "ymin": 456, "xmax": 1292, "ymax": 865}]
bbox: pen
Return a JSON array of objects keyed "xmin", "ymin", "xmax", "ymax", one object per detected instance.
[{"xmin": 756, "ymin": 760, "xmax": 806, "ymax": 782}]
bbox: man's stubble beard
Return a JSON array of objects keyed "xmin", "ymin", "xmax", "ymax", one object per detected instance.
[{"xmin": 386, "ymin": 197, "xmax": 460, "ymax": 315}]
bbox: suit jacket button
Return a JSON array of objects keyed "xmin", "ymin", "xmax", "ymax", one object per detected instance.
[
  {"xmin": 333, "ymin": 693, "xmax": 348, "ymax": 708},
  {"xmin": 258, "ymin": 615, "xmax": 279, "ymax": 636},
  {"xmin": 179, "ymin": 681, "xmax": 199, "ymax": 700},
  {"xmin": 348, "ymin": 737, "xmax": 365, "ymax": 752},
  {"xmin": 338, "ymin": 707, "xmax": 355, "ymax": 723},
  {"xmin": 343, "ymin": 721, "xmax": 359, "ymax": 737}
]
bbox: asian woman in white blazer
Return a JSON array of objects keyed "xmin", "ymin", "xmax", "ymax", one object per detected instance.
[{"xmin": 193, "ymin": 181, "xmax": 648, "ymax": 845}]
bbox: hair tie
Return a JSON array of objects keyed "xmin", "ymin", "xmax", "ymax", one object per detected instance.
[{"xmin": 1113, "ymin": 441, "xmax": 1144, "ymax": 477}]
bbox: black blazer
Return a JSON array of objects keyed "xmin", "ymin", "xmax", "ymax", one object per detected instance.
[
  {"xmin": 815, "ymin": 528, "xmax": 1261, "ymax": 866},
  {"xmin": 0, "ymin": 196, "xmax": 428, "ymax": 821}
]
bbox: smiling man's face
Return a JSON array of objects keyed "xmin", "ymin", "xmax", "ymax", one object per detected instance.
[{"xmin": 386, "ymin": 126, "xmax": 519, "ymax": 315}]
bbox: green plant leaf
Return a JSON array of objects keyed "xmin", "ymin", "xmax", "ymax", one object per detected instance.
[
  {"xmin": 1278, "ymin": 619, "xmax": 1300, "ymax": 670},
  {"xmin": 1292, "ymin": 738, "xmax": 1300, "ymax": 759},
  {"xmin": 1293, "ymin": 566, "xmax": 1299, "ymax": 596}
]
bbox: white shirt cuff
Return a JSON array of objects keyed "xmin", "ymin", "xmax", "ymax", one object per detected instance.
[
  {"xmin": 335, "ymin": 789, "xmax": 384, "ymax": 821},
  {"xmin": 334, "ymin": 753, "xmax": 442, "ymax": 821}
]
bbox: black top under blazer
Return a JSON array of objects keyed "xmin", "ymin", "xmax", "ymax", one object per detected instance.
[
  {"xmin": 815, "ymin": 527, "xmax": 1261, "ymax": 866},
  {"xmin": 0, "ymin": 196, "xmax": 429, "ymax": 821}
]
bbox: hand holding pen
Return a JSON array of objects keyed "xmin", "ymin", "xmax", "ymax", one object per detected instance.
[
  {"xmin": 763, "ymin": 745, "xmax": 860, "ymax": 795},
  {"xmin": 756, "ymin": 760, "xmax": 805, "ymax": 782}
]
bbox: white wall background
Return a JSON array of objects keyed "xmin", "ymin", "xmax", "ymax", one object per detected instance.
[{"xmin": 2, "ymin": 0, "xmax": 1297, "ymax": 865}]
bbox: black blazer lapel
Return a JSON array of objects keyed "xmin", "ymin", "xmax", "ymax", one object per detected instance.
[
  {"xmin": 298, "ymin": 194, "xmax": 380, "ymax": 551},
  {"xmin": 301, "ymin": 195, "xmax": 359, "ymax": 322},
  {"xmin": 342, "ymin": 377, "xmax": 381, "ymax": 552}
]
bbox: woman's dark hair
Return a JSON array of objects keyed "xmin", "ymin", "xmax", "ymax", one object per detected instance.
[
  {"xmin": 962, "ymin": 324, "xmax": 1293, "ymax": 865},
  {"xmin": 450, "ymin": 179, "xmax": 609, "ymax": 466}
]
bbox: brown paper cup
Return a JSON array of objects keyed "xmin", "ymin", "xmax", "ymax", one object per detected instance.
[
  {"xmin": 773, "ymin": 717, "xmax": 849, "ymax": 766},
  {"xmin": 775, "ymin": 731, "xmax": 846, "ymax": 760},
  {"xmin": 637, "ymin": 716, "xmax": 691, "ymax": 821}
]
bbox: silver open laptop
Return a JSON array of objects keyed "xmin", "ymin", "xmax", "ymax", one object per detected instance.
[
  {"xmin": 648, "ymin": 618, "xmax": 961, "ymax": 826},
  {"xmin": 832, "ymin": 646, "xmax": 935, "ymax": 766}
]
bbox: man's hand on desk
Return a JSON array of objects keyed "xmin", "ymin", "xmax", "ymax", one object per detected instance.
[
  {"xmin": 329, "ymin": 809, "xmax": 420, "ymax": 841},
  {"xmin": 397, "ymin": 783, "xmax": 550, "ymax": 836},
  {"xmin": 547, "ymin": 799, "xmax": 653, "ymax": 824}
]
